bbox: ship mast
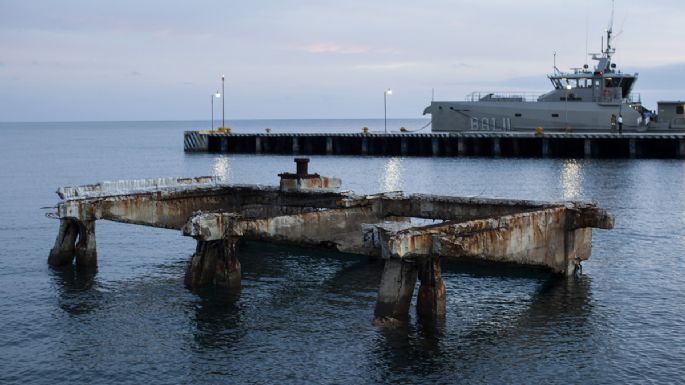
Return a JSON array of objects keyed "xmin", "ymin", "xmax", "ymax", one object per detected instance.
[{"xmin": 604, "ymin": 0, "xmax": 616, "ymax": 62}]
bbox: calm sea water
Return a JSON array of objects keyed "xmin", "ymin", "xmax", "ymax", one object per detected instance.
[{"xmin": 0, "ymin": 119, "xmax": 683, "ymax": 384}]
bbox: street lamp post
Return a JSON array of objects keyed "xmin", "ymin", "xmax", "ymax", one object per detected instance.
[
  {"xmin": 211, "ymin": 91, "xmax": 220, "ymax": 130},
  {"xmin": 565, "ymin": 83, "xmax": 572, "ymax": 129},
  {"xmin": 221, "ymin": 74, "xmax": 225, "ymax": 129},
  {"xmin": 384, "ymin": 88, "xmax": 392, "ymax": 133}
]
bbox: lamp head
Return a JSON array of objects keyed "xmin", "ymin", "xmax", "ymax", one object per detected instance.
[{"xmin": 386, "ymin": 89, "xmax": 392, "ymax": 95}]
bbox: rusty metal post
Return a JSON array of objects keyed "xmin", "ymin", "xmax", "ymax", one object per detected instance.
[
  {"xmin": 374, "ymin": 259, "xmax": 418, "ymax": 324},
  {"xmin": 295, "ymin": 158, "xmax": 309, "ymax": 176}
]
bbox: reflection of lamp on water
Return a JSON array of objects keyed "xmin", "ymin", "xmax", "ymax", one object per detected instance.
[
  {"xmin": 212, "ymin": 156, "xmax": 231, "ymax": 182},
  {"xmin": 211, "ymin": 91, "xmax": 220, "ymax": 130},
  {"xmin": 560, "ymin": 159, "xmax": 583, "ymax": 199},
  {"xmin": 381, "ymin": 157, "xmax": 402, "ymax": 192},
  {"xmin": 384, "ymin": 88, "xmax": 392, "ymax": 133}
]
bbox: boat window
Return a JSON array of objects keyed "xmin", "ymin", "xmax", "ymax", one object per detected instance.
[
  {"xmin": 552, "ymin": 113, "xmax": 559, "ymax": 117},
  {"xmin": 677, "ymin": 106, "xmax": 684, "ymax": 115},
  {"xmin": 515, "ymin": 113, "xmax": 522, "ymax": 117}
]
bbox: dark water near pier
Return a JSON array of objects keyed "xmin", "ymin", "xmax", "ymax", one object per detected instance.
[{"xmin": 1, "ymin": 119, "xmax": 684, "ymax": 384}]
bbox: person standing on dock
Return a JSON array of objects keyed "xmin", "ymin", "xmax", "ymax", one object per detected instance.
[{"xmin": 618, "ymin": 114, "xmax": 623, "ymax": 134}]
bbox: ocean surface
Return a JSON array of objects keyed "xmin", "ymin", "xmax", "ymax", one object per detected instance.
[{"xmin": 0, "ymin": 119, "xmax": 683, "ymax": 384}]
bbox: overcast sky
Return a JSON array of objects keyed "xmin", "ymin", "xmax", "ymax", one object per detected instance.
[{"xmin": 1, "ymin": 0, "xmax": 684, "ymax": 122}]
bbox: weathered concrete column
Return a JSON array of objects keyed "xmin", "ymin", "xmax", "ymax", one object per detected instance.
[
  {"xmin": 629, "ymin": 138, "xmax": 637, "ymax": 159},
  {"xmin": 400, "ymin": 138, "xmax": 408, "ymax": 156},
  {"xmin": 416, "ymin": 256, "xmax": 446, "ymax": 319},
  {"xmin": 75, "ymin": 220, "xmax": 97, "ymax": 267},
  {"xmin": 255, "ymin": 136, "xmax": 262, "ymax": 154},
  {"xmin": 326, "ymin": 136, "xmax": 333, "ymax": 155},
  {"xmin": 373, "ymin": 259, "xmax": 418, "ymax": 325},
  {"xmin": 492, "ymin": 138, "xmax": 501, "ymax": 157},
  {"xmin": 584, "ymin": 139, "xmax": 592, "ymax": 158},
  {"xmin": 431, "ymin": 137, "xmax": 440, "ymax": 156},
  {"xmin": 292, "ymin": 137, "xmax": 300, "ymax": 154},
  {"xmin": 48, "ymin": 218, "xmax": 79, "ymax": 266},
  {"xmin": 185, "ymin": 237, "xmax": 241, "ymax": 290},
  {"xmin": 361, "ymin": 137, "xmax": 369, "ymax": 155}
]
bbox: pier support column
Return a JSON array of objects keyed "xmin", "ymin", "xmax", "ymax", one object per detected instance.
[
  {"xmin": 400, "ymin": 138, "xmax": 408, "ymax": 156},
  {"xmin": 416, "ymin": 256, "xmax": 446, "ymax": 319},
  {"xmin": 374, "ymin": 259, "xmax": 418, "ymax": 325},
  {"xmin": 326, "ymin": 137, "xmax": 333, "ymax": 155},
  {"xmin": 185, "ymin": 237, "xmax": 241, "ymax": 290},
  {"xmin": 584, "ymin": 139, "xmax": 593, "ymax": 158},
  {"xmin": 431, "ymin": 138, "xmax": 440, "ymax": 156},
  {"xmin": 255, "ymin": 136, "xmax": 261, "ymax": 154},
  {"xmin": 219, "ymin": 137, "xmax": 228, "ymax": 153},
  {"xmin": 629, "ymin": 138, "xmax": 637, "ymax": 159},
  {"xmin": 361, "ymin": 137, "xmax": 369, "ymax": 155},
  {"xmin": 679, "ymin": 139, "xmax": 685, "ymax": 159},
  {"xmin": 457, "ymin": 137, "xmax": 465, "ymax": 156},
  {"xmin": 75, "ymin": 220, "xmax": 97, "ymax": 267},
  {"xmin": 292, "ymin": 137, "xmax": 300, "ymax": 155},
  {"xmin": 542, "ymin": 138, "xmax": 550, "ymax": 158},
  {"xmin": 512, "ymin": 139, "xmax": 520, "ymax": 157},
  {"xmin": 492, "ymin": 138, "xmax": 501, "ymax": 157},
  {"xmin": 48, "ymin": 218, "xmax": 79, "ymax": 266}
]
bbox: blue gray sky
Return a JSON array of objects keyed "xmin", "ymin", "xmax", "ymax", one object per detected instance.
[{"xmin": 1, "ymin": 0, "xmax": 684, "ymax": 121}]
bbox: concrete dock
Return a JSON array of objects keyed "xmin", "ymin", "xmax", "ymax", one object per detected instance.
[
  {"xmin": 48, "ymin": 159, "xmax": 613, "ymax": 324},
  {"xmin": 185, "ymin": 131, "xmax": 685, "ymax": 159}
]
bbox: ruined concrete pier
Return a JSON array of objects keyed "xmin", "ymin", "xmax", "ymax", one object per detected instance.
[{"xmin": 48, "ymin": 158, "xmax": 613, "ymax": 323}]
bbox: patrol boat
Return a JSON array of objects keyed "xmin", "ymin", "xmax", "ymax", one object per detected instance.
[{"xmin": 424, "ymin": 14, "xmax": 685, "ymax": 133}]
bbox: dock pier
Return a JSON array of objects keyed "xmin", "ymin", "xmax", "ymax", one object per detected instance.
[
  {"xmin": 48, "ymin": 159, "xmax": 613, "ymax": 324},
  {"xmin": 185, "ymin": 131, "xmax": 685, "ymax": 159}
]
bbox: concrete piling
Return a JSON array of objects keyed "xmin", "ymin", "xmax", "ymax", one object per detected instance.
[
  {"xmin": 416, "ymin": 256, "xmax": 446, "ymax": 319},
  {"xmin": 74, "ymin": 220, "xmax": 97, "ymax": 267},
  {"xmin": 185, "ymin": 238, "xmax": 241, "ymax": 289},
  {"xmin": 48, "ymin": 218, "xmax": 79, "ymax": 266},
  {"xmin": 373, "ymin": 259, "xmax": 418, "ymax": 324}
]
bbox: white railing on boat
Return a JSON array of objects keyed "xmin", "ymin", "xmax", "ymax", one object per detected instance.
[{"xmin": 466, "ymin": 92, "xmax": 541, "ymax": 102}]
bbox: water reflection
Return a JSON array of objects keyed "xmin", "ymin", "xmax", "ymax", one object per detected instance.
[
  {"xmin": 49, "ymin": 264, "xmax": 100, "ymax": 315},
  {"xmin": 212, "ymin": 156, "xmax": 232, "ymax": 182},
  {"xmin": 381, "ymin": 157, "xmax": 404, "ymax": 192},
  {"xmin": 191, "ymin": 287, "xmax": 244, "ymax": 349},
  {"xmin": 560, "ymin": 159, "xmax": 584, "ymax": 200}
]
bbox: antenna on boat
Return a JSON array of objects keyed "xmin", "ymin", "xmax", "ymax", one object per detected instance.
[{"xmin": 605, "ymin": 0, "xmax": 616, "ymax": 60}]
